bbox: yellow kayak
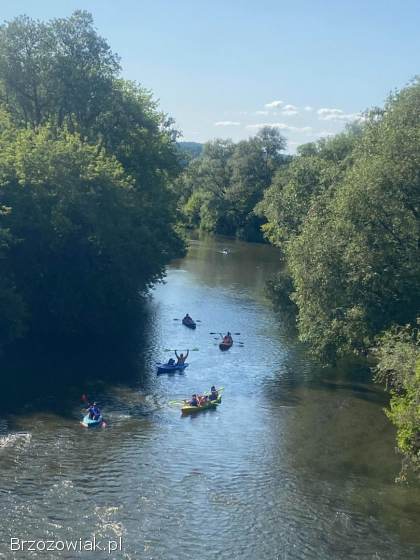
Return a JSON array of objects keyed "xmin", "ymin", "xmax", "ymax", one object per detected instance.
[{"xmin": 181, "ymin": 395, "xmax": 222, "ymax": 414}]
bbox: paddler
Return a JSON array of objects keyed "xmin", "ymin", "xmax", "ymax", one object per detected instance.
[
  {"xmin": 189, "ymin": 394, "xmax": 199, "ymax": 407},
  {"xmin": 222, "ymin": 332, "xmax": 233, "ymax": 344},
  {"xmin": 175, "ymin": 349, "xmax": 189, "ymax": 365},
  {"xmin": 88, "ymin": 402, "xmax": 101, "ymax": 420},
  {"xmin": 209, "ymin": 386, "xmax": 219, "ymax": 401}
]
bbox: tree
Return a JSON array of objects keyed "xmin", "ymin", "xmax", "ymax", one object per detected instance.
[
  {"xmin": 178, "ymin": 139, "xmax": 236, "ymax": 233},
  {"xmin": 0, "ymin": 123, "xmax": 183, "ymax": 343},
  {"xmin": 288, "ymin": 82, "xmax": 420, "ymax": 359},
  {"xmin": 0, "ymin": 13, "xmax": 185, "ymax": 352},
  {"xmin": 258, "ymin": 127, "xmax": 360, "ymax": 249},
  {"xmin": 374, "ymin": 324, "xmax": 420, "ymax": 480},
  {"xmin": 0, "ymin": 11, "xmax": 119, "ymax": 128},
  {"xmin": 178, "ymin": 127, "xmax": 287, "ymax": 240}
]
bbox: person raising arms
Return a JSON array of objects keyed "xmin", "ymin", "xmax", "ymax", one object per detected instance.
[{"xmin": 175, "ymin": 349, "xmax": 189, "ymax": 365}]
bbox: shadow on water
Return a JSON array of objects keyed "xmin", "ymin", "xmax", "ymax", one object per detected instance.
[{"xmin": 0, "ymin": 301, "xmax": 155, "ymax": 416}]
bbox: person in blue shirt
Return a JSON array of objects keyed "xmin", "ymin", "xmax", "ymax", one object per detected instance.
[
  {"xmin": 209, "ymin": 386, "xmax": 219, "ymax": 401},
  {"xmin": 189, "ymin": 394, "xmax": 199, "ymax": 407},
  {"xmin": 88, "ymin": 402, "xmax": 101, "ymax": 420}
]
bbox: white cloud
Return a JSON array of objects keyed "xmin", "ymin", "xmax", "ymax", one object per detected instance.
[
  {"xmin": 304, "ymin": 106, "xmax": 313, "ymax": 112},
  {"xmin": 255, "ymin": 110, "xmax": 269, "ymax": 115},
  {"xmin": 318, "ymin": 107, "xmax": 343, "ymax": 117},
  {"xmin": 214, "ymin": 121, "xmax": 241, "ymax": 127},
  {"xmin": 246, "ymin": 123, "xmax": 312, "ymax": 133},
  {"xmin": 265, "ymin": 100, "xmax": 283, "ymax": 108},
  {"xmin": 317, "ymin": 108, "xmax": 360, "ymax": 122},
  {"xmin": 281, "ymin": 108, "xmax": 299, "ymax": 116},
  {"xmin": 283, "ymin": 104, "xmax": 298, "ymax": 111}
]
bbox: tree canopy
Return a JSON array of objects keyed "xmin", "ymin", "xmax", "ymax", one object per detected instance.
[
  {"xmin": 176, "ymin": 127, "xmax": 289, "ymax": 241},
  {"xmin": 0, "ymin": 12, "xmax": 184, "ymax": 350},
  {"xmin": 259, "ymin": 80, "xmax": 420, "ymax": 475}
]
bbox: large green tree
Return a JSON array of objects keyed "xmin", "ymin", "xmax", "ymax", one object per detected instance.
[
  {"xmin": 288, "ymin": 83, "xmax": 420, "ymax": 360},
  {"xmin": 0, "ymin": 11, "xmax": 118, "ymax": 128},
  {"xmin": 0, "ymin": 13, "xmax": 184, "ymax": 350}
]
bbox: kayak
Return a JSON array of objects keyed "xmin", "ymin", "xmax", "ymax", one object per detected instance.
[
  {"xmin": 182, "ymin": 317, "xmax": 196, "ymax": 329},
  {"xmin": 219, "ymin": 340, "xmax": 233, "ymax": 351},
  {"xmin": 181, "ymin": 395, "xmax": 222, "ymax": 414},
  {"xmin": 81, "ymin": 414, "xmax": 103, "ymax": 428},
  {"xmin": 157, "ymin": 362, "xmax": 189, "ymax": 374}
]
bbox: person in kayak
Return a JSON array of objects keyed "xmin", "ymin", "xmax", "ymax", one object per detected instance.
[
  {"xmin": 222, "ymin": 332, "xmax": 233, "ymax": 344},
  {"xmin": 189, "ymin": 394, "xmax": 199, "ymax": 407},
  {"xmin": 183, "ymin": 313, "xmax": 192, "ymax": 322},
  {"xmin": 209, "ymin": 386, "xmax": 219, "ymax": 401},
  {"xmin": 167, "ymin": 358, "xmax": 175, "ymax": 366},
  {"xmin": 88, "ymin": 402, "xmax": 101, "ymax": 420},
  {"xmin": 175, "ymin": 349, "xmax": 189, "ymax": 365}
]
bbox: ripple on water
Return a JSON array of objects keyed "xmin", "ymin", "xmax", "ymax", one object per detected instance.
[{"xmin": 0, "ymin": 431, "xmax": 32, "ymax": 450}]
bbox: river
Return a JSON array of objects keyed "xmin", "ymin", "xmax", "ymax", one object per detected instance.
[{"xmin": 0, "ymin": 235, "xmax": 419, "ymax": 559}]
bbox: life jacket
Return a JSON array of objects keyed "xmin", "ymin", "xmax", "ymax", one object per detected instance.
[{"xmin": 91, "ymin": 406, "xmax": 100, "ymax": 419}]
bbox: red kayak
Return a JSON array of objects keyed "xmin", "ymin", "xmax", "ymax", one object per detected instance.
[{"xmin": 219, "ymin": 339, "xmax": 233, "ymax": 351}]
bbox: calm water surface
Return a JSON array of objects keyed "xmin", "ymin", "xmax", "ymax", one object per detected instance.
[{"xmin": 1, "ymin": 236, "xmax": 420, "ymax": 559}]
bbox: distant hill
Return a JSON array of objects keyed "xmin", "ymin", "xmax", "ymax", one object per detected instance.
[{"xmin": 177, "ymin": 141, "xmax": 204, "ymax": 160}]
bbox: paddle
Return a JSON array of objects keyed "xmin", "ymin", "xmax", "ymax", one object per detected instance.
[
  {"xmin": 204, "ymin": 386, "xmax": 224, "ymax": 396},
  {"xmin": 209, "ymin": 332, "xmax": 241, "ymax": 336},
  {"xmin": 163, "ymin": 347, "xmax": 199, "ymax": 352}
]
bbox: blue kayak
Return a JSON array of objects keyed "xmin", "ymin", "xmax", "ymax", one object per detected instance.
[
  {"xmin": 157, "ymin": 363, "xmax": 189, "ymax": 374},
  {"xmin": 81, "ymin": 414, "xmax": 103, "ymax": 428}
]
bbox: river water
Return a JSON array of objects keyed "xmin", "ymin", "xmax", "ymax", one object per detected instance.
[{"xmin": 0, "ymin": 235, "xmax": 419, "ymax": 559}]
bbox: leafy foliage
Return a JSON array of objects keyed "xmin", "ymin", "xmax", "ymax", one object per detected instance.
[
  {"xmin": 177, "ymin": 128, "xmax": 288, "ymax": 241},
  {"xmin": 374, "ymin": 325, "xmax": 420, "ymax": 479},
  {"xmin": 260, "ymin": 82, "xmax": 420, "ymax": 360},
  {"xmin": 0, "ymin": 13, "xmax": 184, "ymax": 350},
  {"xmin": 259, "ymin": 80, "xmax": 420, "ymax": 473}
]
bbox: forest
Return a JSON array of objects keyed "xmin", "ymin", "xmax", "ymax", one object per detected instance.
[{"xmin": 0, "ymin": 11, "xmax": 418, "ymax": 476}]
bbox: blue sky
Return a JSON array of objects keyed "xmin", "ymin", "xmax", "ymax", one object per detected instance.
[{"xmin": 2, "ymin": 1, "xmax": 420, "ymax": 151}]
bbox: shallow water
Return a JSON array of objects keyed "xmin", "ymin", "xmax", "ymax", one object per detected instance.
[{"xmin": 0, "ymin": 235, "xmax": 419, "ymax": 559}]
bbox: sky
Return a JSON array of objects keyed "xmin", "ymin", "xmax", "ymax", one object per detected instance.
[{"xmin": 2, "ymin": 1, "xmax": 420, "ymax": 151}]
